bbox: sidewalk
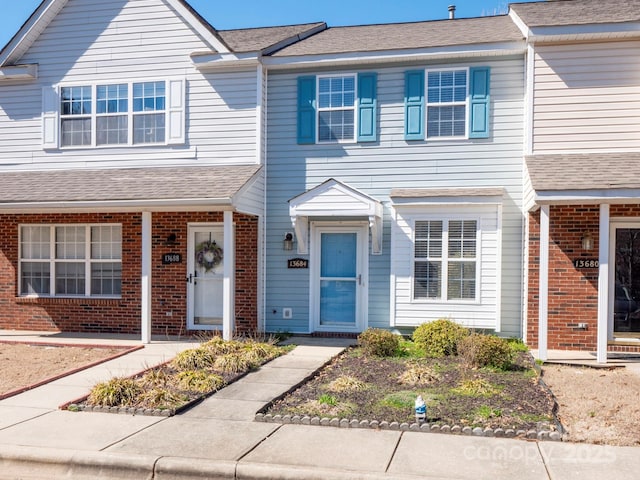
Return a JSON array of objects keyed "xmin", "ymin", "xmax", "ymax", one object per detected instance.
[{"xmin": 0, "ymin": 334, "xmax": 638, "ymax": 480}]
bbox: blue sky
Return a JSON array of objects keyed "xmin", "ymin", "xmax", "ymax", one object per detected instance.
[{"xmin": 0, "ymin": 0, "xmax": 542, "ymax": 48}]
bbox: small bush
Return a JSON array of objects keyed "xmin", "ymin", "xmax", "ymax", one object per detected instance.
[
  {"xmin": 176, "ymin": 371, "xmax": 225, "ymax": 393},
  {"xmin": 357, "ymin": 328, "xmax": 400, "ymax": 357},
  {"xmin": 458, "ymin": 334, "xmax": 513, "ymax": 370},
  {"xmin": 412, "ymin": 319, "xmax": 469, "ymax": 358},
  {"xmin": 398, "ymin": 363, "xmax": 440, "ymax": 386},
  {"xmin": 213, "ymin": 352, "xmax": 252, "ymax": 374},
  {"xmin": 171, "ymin": 348, "xmax": 216, "ymax": 370},
  {"xmin": 88, "ymin": 377, "xmax": 141, "ymax": 407},
  {"xmin": 137, "ymin": 388, "xmax": 187, "ymax": 409},
  {"xmin": 328, "ymin": 375, "xmax": 368, "ymax": 393}
]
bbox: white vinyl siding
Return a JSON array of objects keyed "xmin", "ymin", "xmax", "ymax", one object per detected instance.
[
  {"xmin": 20, "ymin": 224, "xmax": 122, "ymax": 298},
  {"xmin": 265, "ymin": 58, "xmax": 524, "ymax": 336},
  {"xmin": 0, "ymin": 0, "xmax": 259, "ymax": 170},
  {"xmin": 532, "ymin": 41, "xmax": 640, "ymax": 153}
]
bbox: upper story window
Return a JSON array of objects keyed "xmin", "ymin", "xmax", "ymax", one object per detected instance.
[
  {"xmin": 426, "ymin": 70, "xmax": 468, "ymax": 138},
  {"xmin": 20, "ymin": 224, "xmax": 122, "ymax": 298},
  {"xmin": 318, "ymin": 75, "xmax": 356, "ymax": 142},
  {"xmin": 297, "ymin": 72, "xmax": 377, "ymax": 145},
  {"xmin": 404, "ymin": 67, "xmax": 490, "ymax": 141},
  {"xmin": 43, "ymin": 79, "xmax": 184, "ymax": 150},
  {"xmin": 413, "ymin": 219, "xmax": 478, "ymax": 301}
]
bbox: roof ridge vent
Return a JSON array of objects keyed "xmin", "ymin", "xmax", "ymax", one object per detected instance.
[{"xmin": 448, "ymin": 5, "xmax": 456, "ymax": 20}]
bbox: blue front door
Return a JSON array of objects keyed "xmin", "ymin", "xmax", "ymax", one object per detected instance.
[{"xmin": 312, "ymin": 224, "xmax": 368, "ymax": 332}]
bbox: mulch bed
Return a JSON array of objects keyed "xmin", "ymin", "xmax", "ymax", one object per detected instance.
[{"xmin": 265, "ymin": 349, "xmax": 557, "ymax": 432}]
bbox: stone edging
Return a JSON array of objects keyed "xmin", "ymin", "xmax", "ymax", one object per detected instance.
[{"xmin": 254, "ymin": 413, "xmax": 562, "ymax": 441}]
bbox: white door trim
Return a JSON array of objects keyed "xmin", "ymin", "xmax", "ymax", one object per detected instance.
[{"xmin": 309, "ymin": 221, "xmax": 369, "ymax": 333}]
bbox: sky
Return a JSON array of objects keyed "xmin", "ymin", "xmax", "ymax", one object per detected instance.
[{"xmin": 0, "ymin": 0, "xmax": 544, "ymax": 48}]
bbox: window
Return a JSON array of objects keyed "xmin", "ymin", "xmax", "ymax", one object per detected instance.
[
  {"xmin": 50, "ymin": 79, "xmax": 182, "ymax": 148},
  {"xmin": 404, "ymin": 67, "xmax": 490, "ymax": 141},
  {"xmin": 413, "ymin": 219, "xmax": 477, "ymax": 301},
  {"xmin": 318, "ymin": 76, "xmax": 355, "ymax": 142},
  {"xmin": 427, "ymin": 70, "xmax": 467, "ymax": 138},
  {"xmin": 20, "ymin": 225, "xmax": 122, "ymax": 297},
  {"xmin": 297, "ymin": 73, "xmax": 377, "ymax": 144}
]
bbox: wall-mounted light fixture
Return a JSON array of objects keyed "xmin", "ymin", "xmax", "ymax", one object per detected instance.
[
  {"xmin": 581, "ymin": 232, "xmax": 593, "ymax": 251},
  {"xmin": 166, "ymin": 233, "xmax": 178, "ymax": 246},
  {"xmin": 283, "ymin": 232, "xmax": 294, "ymax": 251}
]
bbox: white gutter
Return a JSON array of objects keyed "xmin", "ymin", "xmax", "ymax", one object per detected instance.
[{"xmin": 262, "ymin": 42, "xmax": 526, "ymax": 70}]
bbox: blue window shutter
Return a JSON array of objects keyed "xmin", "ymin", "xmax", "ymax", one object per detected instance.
[
  {"xmin": 404, "ymin": 70, "xmax": 424, "ymax": 141},
  {"xmin": 469, "ymin": 67, "xmax": 490, "ymax": 139},
  {"xmin": 357, "ymin": 72, "xmax": 377, "ymax": 142},
  {"xmin": 297, "ymin": 76, "xmax": 316, "ymax": 144}
]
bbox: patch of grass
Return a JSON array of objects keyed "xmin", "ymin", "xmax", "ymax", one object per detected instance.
[
  {"xmin": 474, "ymin": 405, "xmax": 502, "ymax": 420},
  {"xmin": 172, "ymin": 348, "xmax": 216, "ymax": 370},
  {"xmin": 88, "ymin": 377, "xmax": 141, "ymax": 407},
  {"xmin": 452, "ymin": 378, "xmax": 502, "ymax": 397},
  {"xmin": 398, "ymin": 363, "xmax": 440, "ymax": 386},
  {"xmin": 137, "ymin": 388, "xmax": 187, "ymax": 409},
  {"xmin": 176, "ymin": 371, "xmax": 225, "ymax": 393},
  {"xmin": 328, "ymin": 376, "xmax": 368, "ymax": 393},
  {"xmin": 318, "ymin": 394, "xmax": 338, "ymax": 406},
  {"xmin": 213, "ymin": 353, "xmax": 252, "ymax": 374},
  {"xmin": 396, "ymin": 339, "xmax": 425, "ymax": 358}
]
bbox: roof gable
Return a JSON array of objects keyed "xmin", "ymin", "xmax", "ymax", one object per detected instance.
[{"xmin": 0, "ymin": 0, "xmax": 231, "ymax": 67}]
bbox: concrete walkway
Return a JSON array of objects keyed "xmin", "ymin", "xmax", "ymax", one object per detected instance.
[{"xmin": 0, "ymin": 334, "xmax": 639, "ymax": 479}]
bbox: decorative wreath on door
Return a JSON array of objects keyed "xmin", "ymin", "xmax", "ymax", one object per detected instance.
[{"xmin": 195, "ymin": 240, "xmax": 223, "ymax": 272}]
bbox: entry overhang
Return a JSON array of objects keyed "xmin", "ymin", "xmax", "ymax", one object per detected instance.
[{"xmin": 289, "ymin": 179, "xmax": 383, "ymax": 255}]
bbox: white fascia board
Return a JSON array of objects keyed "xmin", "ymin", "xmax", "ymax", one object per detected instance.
[
  {"xmin": 534, "ymin": 189, "xmax": 640, "ymax": 205},
  {"xmin": 0, "ymin": 198, "xmax": 235, "ymax": 213},
  {"xmin": 508, "ymin": 10, "xmax": 532, "ymax": 39},
  {"xmin": 191, "ymin": 52, "xmax": 261, "ymax": 71},
  {"xmin": 0, "ymin": 64, "xmax": 38, "ymax": 81},
  {"xmin": 527, "ymin": 23, "xmax": 640, "ymax": 44},
  {"xmin": 0, "ymin": 0, "xmax": 67, "ymax": 66},
  {"xmin": 168, "ymin": 0, "xmax": 230, "ymax": 53},
  {"xmin": 263, "ymin": 42, "xmax": 525, "ymax": 70}
]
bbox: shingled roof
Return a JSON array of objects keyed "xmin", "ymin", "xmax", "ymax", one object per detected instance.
[
  {"xmin": 218, "ymin": 23, "xmax": 326, "ymax": 53},
  {"xmin": 271, "ymin": 16, "xmax": 523, "ymax": 57},
  {"xmin": 526, "ymin": 153, "xmax": 640, "ymax": 192},
  {"xmin": 0, "ymin": 165, "xmax": 261, "ymax": 205},
  {"xmin": 511, "ymin": 0, "xmax": 640, "ymax": 28}
]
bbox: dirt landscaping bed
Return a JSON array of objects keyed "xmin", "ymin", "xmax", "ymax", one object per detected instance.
[
  {"xmin": 265, "ymin": 347, "xmax": 558, "ymax": 434},
  {"xmin": 0, "ymin": 342, "xmax": 134, "ymax": 398}
]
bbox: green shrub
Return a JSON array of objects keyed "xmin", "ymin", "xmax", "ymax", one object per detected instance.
[
  {"xmin": 412, "ymin": 319, "xmax": 469, "ymax": 358},
  {"xmin": 458, "ymin": 334, "xmax": 513, "ymax": 370},
  {"xmin": 357, "ymin": 328, "xmax": 400, "ymax": 357}
]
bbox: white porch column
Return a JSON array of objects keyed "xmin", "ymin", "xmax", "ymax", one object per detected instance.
[
  {"xmin": 538, "ymin": 205, "xmax": 550, "ymax": 362},
  {"xmin": 597, "ymin": 204, "xmax": 610, "ymax": 364},
  {"xmin": 141, "ymin": 211, "xmax": 152, "ymax": 344},
  {"xmin": 223, "ymin": 211, "xmax": 235, "ymax": 341}
]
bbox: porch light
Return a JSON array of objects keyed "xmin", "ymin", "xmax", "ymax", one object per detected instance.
[
  {"xmin": 582, "ymin": 232, "xmax": 594, "ymax": 251},
  {"xmin": 166, "ymin": 233, "xmax": 178, "ymax": 246},
  {"xmin": 283, "ymin": 232, "xmax": 294, "ymax": 251}
]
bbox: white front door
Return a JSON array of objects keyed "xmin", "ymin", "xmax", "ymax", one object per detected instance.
[
  {"xmin": 310, "ymin": 223, "xmax": 368, "ymax": 333},
  {"xmin": 187, "ymin": 224, "xmax": 225, "ymax": 330}
]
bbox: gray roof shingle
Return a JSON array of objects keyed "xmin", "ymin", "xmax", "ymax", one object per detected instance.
[
  {"xmin": 0, "ymin": 165, "xmax": 261, "ymax": 204},
  {"xmin": 511, "ymin": 0, "xmax": 640, "ymax": 28},
  {"xmin": 218, "ymin": 22, "xmax": 326, "ymax": 53},
  {"xmin": 526, "ymin": 153, "xmax": 640, "ymax": 192},
  {"xmin": 271, "ymin": 16, "xmax": 523, "ymax": 57}
]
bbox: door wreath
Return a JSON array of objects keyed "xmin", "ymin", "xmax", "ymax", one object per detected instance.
[{"xmin": 195, "ymin": 240, "xmax": 223, "ymax": 272}]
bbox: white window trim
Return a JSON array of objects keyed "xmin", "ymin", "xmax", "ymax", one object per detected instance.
[
  {"xmin": 19, "ymin": 224, "xmax": 122, "ymax": 299},
  {"xmin": 425, "ymin": 67, "xmax": 470, "ymax": 141},
  {"xmin": 56, "ymin": 78, "xmax": 181, "ymax": 149},
  {"xmin": 316, "ymin": 73, "xmax": 358, "ymax": 144},
  {"xmin": 410, "ymin": 215, "xmax": 481, "ymax": 304}
]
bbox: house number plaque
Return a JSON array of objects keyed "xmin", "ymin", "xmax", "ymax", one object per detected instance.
[
  {"xmin": 288, "ymin": 258, "xmax": 309, "ymax": 269},
  {"xmin": 573, "ymin": 258, "xmax": 599, "ymax": 269},
  {"xmin": 163, "ymin": 253, "xmax": 182, "ymax": 265}
]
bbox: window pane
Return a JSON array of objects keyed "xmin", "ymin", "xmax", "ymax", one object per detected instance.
[
  {"xmin": 61, "ymin": 86, "xmax": 91, "ymax": 116},
  {"xmin": 91, "ymin": 225, "xmax": 122, "ymax": 260},
  {"xmin": 97, "ymin": 116, "xmax": 128, "ymax": 145},
  {"xmin": 21, "ymin": 226, "xmax": 51, "ymax": 259},
  {"xmin": 415, "ymin": 221, "xmax": 443, "ymax": 258},
  {"xmin": 133, "ymin": 113, "xmax": 165, "ymax": 144},
  {"xmin": 414, "ymin": 261, "xmax": 441, "ymax": 299},
  {"xmin": 97, "ymin": 83, "xmax": 128, "ymax": 114},
  {"xmin": 449, "ymin": 220, "xmax": 477, "ymax": 259},
  {"xmin": 55, "ymin": 262, "xmax": 85, "ymax": 296},
  {"xmin": 91, "ymin": 262, "xmax": 122, "ymax": 296},
  {"xmin": 61, "ymin": 118, "xmax": 91, "ymax": 147},
  {"xmin": 318, "ymin": 110, "xmax": 354, "ymax": 142},
  {"xmin": 133, "ymin": 81, "xmax": 165, "ymax": 112},
  {"xmin": 55, "ymin": 226, "xmax": 86, "ymax": 259},
  {"xmin": 448, "ymin": 261, "xmax": 476, "ymax": 299},
  {"xmin": 21, "ymin": 262, "xmax": 50, "ymax": 295},
  {"xmin": 427, "ymin": 105, "xmax": 466, "ymax": 138}
]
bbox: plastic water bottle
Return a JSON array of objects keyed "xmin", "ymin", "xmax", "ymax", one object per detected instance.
[{"xmin": 415, "ymin": 395, "xmax": 426, "ymax": 423}]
